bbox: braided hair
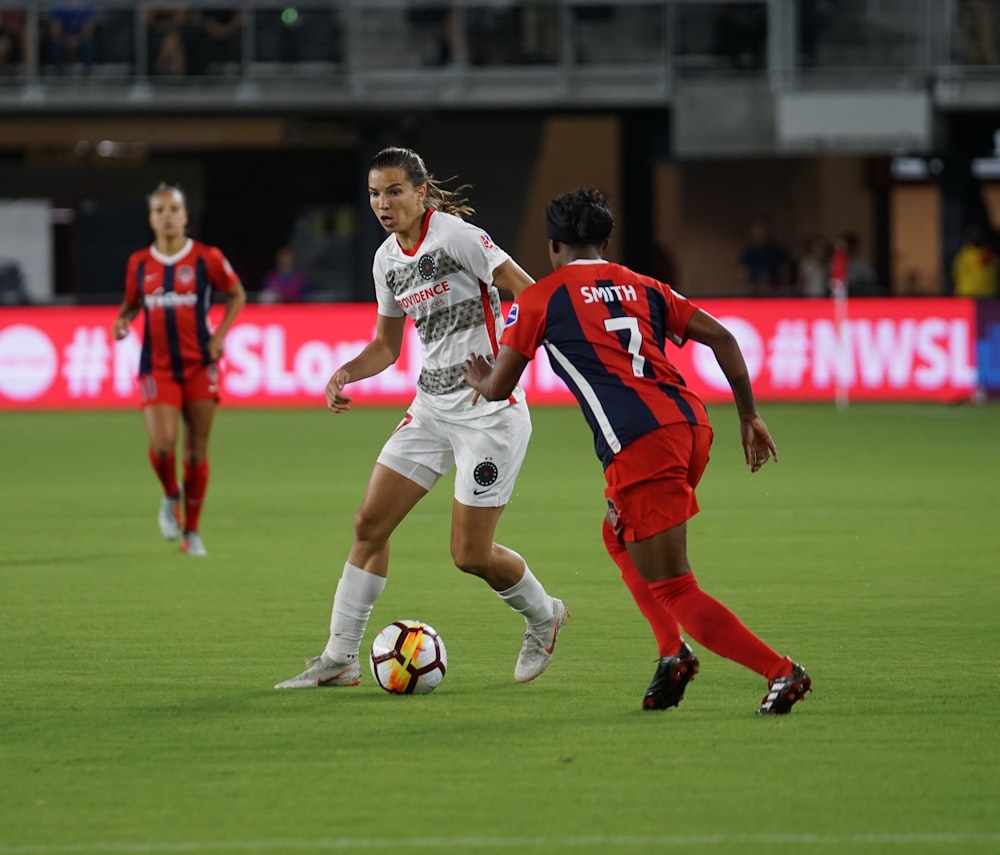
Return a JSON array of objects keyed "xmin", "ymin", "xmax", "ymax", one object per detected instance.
[{"xmin": 545, "ymin": 187, "xmax": 614, "ymax": 246}]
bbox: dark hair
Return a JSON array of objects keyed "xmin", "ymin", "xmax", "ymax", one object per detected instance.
[
  {"xmin": 545, "ymin": 187, "xmax": 614, "ymax": 246},
  {"xmin": 369, "ymin": 146, "xmax": 474, "ymax": 219},
  {"xmin": 147, "ymin": 182, "xmax": 186, "ymax": 207}
]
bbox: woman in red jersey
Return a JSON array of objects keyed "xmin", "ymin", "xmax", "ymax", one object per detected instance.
[
  {"xmin": 463, "ymin": 187, "xmax": 812, "ymax": 716},
  {"xmin": 112, "ymin": 183, "xmax": 246, "ymax": 556}
]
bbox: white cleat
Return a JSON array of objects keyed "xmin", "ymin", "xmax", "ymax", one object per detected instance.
[
  {"xmin": 182, "ymin": 531, "xmax": 207, "ymax": 557},
  {"xmin": 158, "ymin": 495, "xmax": 182, "ymax": 541},
  {"xmin": 515, "ymin": 597, "xmax": 569, "ymax": 683},
  {"xmin": 274, "ymin": 655, "xmax": 362, "ymax": 689}
]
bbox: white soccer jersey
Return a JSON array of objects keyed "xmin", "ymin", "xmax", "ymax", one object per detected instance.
[{"xmin": 373, "ymin": 209, "xmax": 526, "ymax": 417}]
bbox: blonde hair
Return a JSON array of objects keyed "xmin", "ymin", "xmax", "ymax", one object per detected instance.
[{"xmin": 370, "ymin": 146, "xmax": 474, "ymax": 219}]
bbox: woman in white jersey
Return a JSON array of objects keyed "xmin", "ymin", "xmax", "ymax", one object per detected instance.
[{"xmin": 275, "ymin": 146, "xmax": 568, "ymax": 690}]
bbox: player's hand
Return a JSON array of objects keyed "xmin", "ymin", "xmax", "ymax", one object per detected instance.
[
  {"xmin": 112, "ymin": 318, "xmax": 130, "ymax": 340},
  {"xmin": 326, "ymin": 369, "xmax": 353, "ymax": 413},
  {"xmin": 741, "ymin": 414, "xmax": 778, "ymax": 473},
  {"xmin": 461, "ymin": 353, "xmax": 492, "ymax": 405},
  {"xmin": 207, "ymin": 336, "xmax": 225, "ymax": 362}
]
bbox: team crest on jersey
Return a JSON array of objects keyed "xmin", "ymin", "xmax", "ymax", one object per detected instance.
[
  {"xmin": 606, "ymin": 498, "xmax": 624, "ymax": 537},
  {"xmin": 504, "ymin": 303, "xmax": 519, "ymax": 327},
  {"xmin": 417, "ymin": 254, "xmax": 436, "ymax": 281},
  {"xmin": 473, "ymin": 460, "xmax": 499, "ymax": 487},
  {"xmin": 176, "ymin": 265, "xmax": 194, "ymax": 285}
]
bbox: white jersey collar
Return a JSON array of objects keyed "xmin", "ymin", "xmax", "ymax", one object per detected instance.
[{"xmin": 150, "ymin": 239, "xmax": 194, "ymax": 266}]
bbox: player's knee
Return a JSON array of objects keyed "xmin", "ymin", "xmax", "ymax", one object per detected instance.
[
  {"xmin": 352, "ymin": 506, "xmax": 389, "ymax": 547},
  {"xmin": 450, "ymin": 543, "xmax": 490, "ymax": 575}
]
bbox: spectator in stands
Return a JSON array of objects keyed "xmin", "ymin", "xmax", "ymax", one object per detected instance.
[
  {"xmin": 0, "ymin": 258, "xmax": 30, "ymax": 305},
  {"xmin": 0, "ymin": 10, "xmax": 32, "ymax": 76},
  {"xmin": 739, "ymin": 216, "xmax": 792, "ymax": 297},
  {"xmin": 49, "ymin": 1, "xmax": 97, "ymax": 76},
  {"xmin": 407, "ymin": 5, "xmax": 455, "ymax": 66},
  {"xmin": 259, "ymin": 246, "xmax": 309, "ymax": 304},
  {"xmin": 840, "ymin": 231, "xmax": 880, "ymax": 297},
  {"xmin": 651, "ymin": 242, "xmax": 680, "ymax": 287},
  {"xmin": 796, "ymin": 234, "xmax": 830, "ymax": 298},
  {"xmin": 715, "ymin": 2, "xmax": 767, "ymax": 70},
  {"xmin": 798, "ymin": 0, "xmax": 833, "ymax": 68},
  {"xmin": 951, "ymin": 222, "xmax": 999, "ymax": 299},
  {"xmin": 146, "ymin": 5, "xmax": 190, "ymax": 76},
  {"xmin": 956, "ymin": 0, "xmax": 999, "ymax": 65},
  {"xmin": 192, "ymin": 8, "xmax": 243, "ymax": 75}
]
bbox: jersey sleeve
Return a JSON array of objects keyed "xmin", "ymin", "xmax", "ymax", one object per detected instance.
[
  {"xmin": 205, "ymin": 246, "xmax": 241, "ymax": 293},
  {"xmin": 499, "ymin": 285, "xmax": 547, "ymax": 360},
  {"xmin": 449, "ymin": 222, "xmax": 511, "ymax": 285},
  {"xmin": 372, "ymin": 249, "xmax": 405, "ymax": 317},
  {"xmin": 646, "ymin": 276, "xmax": 700, "ymax": 346}
]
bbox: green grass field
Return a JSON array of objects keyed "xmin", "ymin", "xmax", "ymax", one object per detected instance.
[{"xmin": 2, "ymin": 403, "xmax": 999, "ymax": 854}]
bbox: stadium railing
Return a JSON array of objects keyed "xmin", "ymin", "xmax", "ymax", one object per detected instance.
[{"xmin": 0, "ymin": 0, "xmax": 997, "ymax": 111}]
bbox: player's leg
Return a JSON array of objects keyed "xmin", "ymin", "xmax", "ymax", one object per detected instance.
[
  {"xmin": 602, "ymin": 508, "xmax": 694, "ymax": 710},
  {"xmin": 276, "ymin": 407, "xmax": 443, "ymax": 689},
  {"xmin": 332, "ymin": 462, "xmax": 430, "ymax": 655},
  {"xmin": 179, "ymin": 392, "xmax": 216, "ymax": 556},
  {"xmin": 140, "ymin": 375, "xmax": 182, "ymax": 540},
  {"xmin": 450, "ymin": 404, "xmax": 568, "ymax": 683},
  {"xmin": 620, "ymin": 425, "xmax": 811, "ymax": 713},
  {"xmin": 176, "ymin": 365, "xmax": 224, "ymax": 554},
  {"xmin": 631, "ymin": 524, "xmax": 810, "ymax": 713},
  {"xmin": 602, "ymin": 509, "xmax": 682, "ymax": 657}
]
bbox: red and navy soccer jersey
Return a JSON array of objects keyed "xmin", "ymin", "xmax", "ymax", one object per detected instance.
[
  {"xmin": 123, "ymin": 239, "xmax": 240, "ymax": 380},
  {"xmin": 501, "ymin": 260, "xmax": 710, "ymax": 469}
]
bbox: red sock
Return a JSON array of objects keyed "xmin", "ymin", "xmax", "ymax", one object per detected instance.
[
  {"xmin": 148, "ymin": 449, "xmax": 179, "ymax": 497},
  {"xmin": 649, "ymin": 572, "xmax": 788, "ymax": 679},
  {"xmin": 183, "ymin": 459, "xmax": 209, "ymax": 533},
  {"xmin": 602, "ymin": 520, "xmax": 683, "ymax": 657}
]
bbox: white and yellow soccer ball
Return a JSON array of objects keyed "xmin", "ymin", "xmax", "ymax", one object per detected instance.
[{"xmin": 369, "ymin": 620, "xmax": 448, "ymax": 695}]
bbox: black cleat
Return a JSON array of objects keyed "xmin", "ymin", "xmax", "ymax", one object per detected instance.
[
  {"xmin": 757, "ymin": 661, "xmax": 812, "ymax": 715},
  {"xmin": 642, "ymin": 642, "xmax": 700, "ymax": 710}
]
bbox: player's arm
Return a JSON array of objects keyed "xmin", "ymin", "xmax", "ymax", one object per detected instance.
[
  {"xmin": 461, "ymin": 345, "xmax": 529, "ymax": 402},
  {"xmin": 684, "ymin": 308, "xmax": 778, "ymax": 472},
  {"xmin": 325, "ymin": 313, "xmax": 406, "ymax": 412},
  {"xmin": 208, "ymin": 279, "xmax": 247, "ymax": 361},
  {"xmin": 112, "ymin": 257, "xmax": 143, "ymax": 340},
  {"xmin": 112, "ymin": 297, "xmax": 142, "ymax": 340},
  {"xmin": 491, "ymin": 259, "xmax": 534, "ymax": 298}
]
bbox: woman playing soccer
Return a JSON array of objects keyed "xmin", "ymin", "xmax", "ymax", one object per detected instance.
[
  {"xmin": 275, "ymin": 147, "xmax": 569, "ymax": 689},
  {"xmin": 462, "ymin": 187, "xmax": 812, "ymax": 715},
  {"xmin": 112, "ymin": 183, "xmax": 246, "ymax": 557}
]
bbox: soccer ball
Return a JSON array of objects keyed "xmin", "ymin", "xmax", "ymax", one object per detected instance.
[{"xmin": 369, "ymin": 620, "xmax": 448, "ymax": 695}]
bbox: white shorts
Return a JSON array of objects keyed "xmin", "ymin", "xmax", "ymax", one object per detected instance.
[{"xmin": 376, "ymin": 398, "xmax": 532, "ymax": 508}]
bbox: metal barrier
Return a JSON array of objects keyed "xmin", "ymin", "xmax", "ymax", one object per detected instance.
[{"xmin": 0, "ymin": 0, "xmax": 998, "ymax": 110}]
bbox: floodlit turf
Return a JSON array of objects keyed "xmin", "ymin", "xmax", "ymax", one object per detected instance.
[{"xmin": 2, "ymin": 403, "xmax": 999, "ymax": 854}]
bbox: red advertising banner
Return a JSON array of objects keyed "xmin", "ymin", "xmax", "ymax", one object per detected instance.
[{"xmin": 0, "ymin": 299, "xmax": 977, "ymax": 410}]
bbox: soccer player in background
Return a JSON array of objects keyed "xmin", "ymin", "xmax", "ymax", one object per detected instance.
[
  {"xmin": 274, "ymin": 146, "xmax": 569, "ymax": 689},
  {"xmin": 462, "ymin": 187, "xmax": 813, "ymax": 715},
  {"xmin": 112, "ymin": 183, "xmax": 247, "ymax": 557}
]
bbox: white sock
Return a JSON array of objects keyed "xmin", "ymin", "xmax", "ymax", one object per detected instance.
[
  {"xmin": 324, "ymin": 562, "xmax": 386, "ymax": 662},
  {"xmin": 496, "ymin": 565, "xmax": 554, "ymax": 629}
]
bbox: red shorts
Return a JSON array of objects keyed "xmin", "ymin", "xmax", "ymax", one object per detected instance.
[
  {"xmin": 604, "ymin": 423, "xmax": 713, "ymax": 542},
  {"xmin": 138, "ymin": 363, "xmax": 221, "ymax": 409}
]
